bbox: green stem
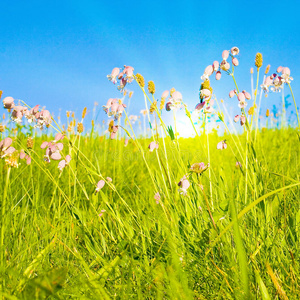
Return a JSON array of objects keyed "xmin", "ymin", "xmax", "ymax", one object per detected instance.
[
  {"xmin": 0, "ymin": 167, "xmax": 11, "ymax": 269},
  {"xmin": 288, "ymin": 82, "xmax": 300, "ymax": 128}
]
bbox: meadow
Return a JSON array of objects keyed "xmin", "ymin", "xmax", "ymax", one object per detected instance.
[{"xmin": 0, "ymin": 49, "xmax": 300, "ymax": 299}]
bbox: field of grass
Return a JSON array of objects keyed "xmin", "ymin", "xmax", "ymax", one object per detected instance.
[{"xmin": 1, "ymin": 51, "xmax": 300, "ymax": 299}]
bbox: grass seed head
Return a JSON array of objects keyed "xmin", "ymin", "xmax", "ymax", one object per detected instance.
[
  {"xmin": 82, "ymin": 107, "xmax": 87, "ymax": 119},
  {"xmin": 135, "ymin": 73, "xmax": 145, "ymax": 88},
  {"xmin": 27, "ymin": 137, "xmax": 34, "ymax": 148},
  {"xmin": 255, "ymin": 53, "xmax": 263, "ymax": 69},
  {"xmin": 77, "ymin": 122, "xmax": 84, "ymax": 133},
  {"xmin": 147, "ymin": 81, "xmax": 156, "ymax": 94}
]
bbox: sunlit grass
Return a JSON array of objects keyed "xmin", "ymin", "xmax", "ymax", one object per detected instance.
[{"xmin": 0, "ymin": 48, "xmax": 300, "ymax": 299}]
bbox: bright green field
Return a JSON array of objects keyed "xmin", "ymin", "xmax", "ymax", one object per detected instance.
[{"xmin": 0, "ymin": 127, "xmax": 299, "ymax": 299}]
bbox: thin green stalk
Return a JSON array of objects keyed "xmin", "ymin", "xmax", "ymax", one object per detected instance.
[
  {"xmin": 288, "ymin": 82, "xmax": 300, "ymax": 128},
  {"xmin": 0, "ymin": 167, "xmax": 11, "ymax": 269}
]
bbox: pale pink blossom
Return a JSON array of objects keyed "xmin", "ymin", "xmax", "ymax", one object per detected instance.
[
  {"xmin": 240, "ymin": 115, "xmax": 246, "ymax": 126},
  {"xmin": 54, "ymin": 132, "xmax": 64, "ymax": 141},
  {"xmin": 110, "ymin": 125, "xmax": 119, "ymax": 139},
  {"xmin": 200, "ymin": 89, "xmax": 211, "ymax": 101},
  {"xmin": 234, "ymin": 115, "xmax": 240, "ymax": 123},
  {"xmin": 24, "ymin": 105, "xmax": 40, "ymax": 123},
  {"xmin": 124, "ymin": 65, "xmax": 134, "ymax": 83},
  {"xmin": 58, "ymin": 155, "xmax": 71, "ymax": 171},
  {"xmin": 261, "ymin": 76, "xmax": 273, "ymax": 92},
  {"xmin": 230, "ymin": 47, "xmax": 239, "ymax": 56},
  {"xmin": 161, "ymin": 90, "xmax": 169, "ymax": 100},
  {"xmin": 201, "ymin": 65, "xmax": 214, "ymax": 80},
  {"xmin": 212, "ymin": 61, "xmax": 219, "ymax": 71},
  {"xmin": 0, "ymin": 137, "xmax": 16, "ymax": 158},
  {"xmin": 215, "ymin": 71, "xmax": 221, "ymax": 80},
  {"xmin": 107, "ymin": 67, "xmax": 120, "ymax": 84},
  {"xmin": 229, "ymin": 90, "xmax": 236, "ymax": 98},
  {"xmin": 281, "ymin": 67, "xmax": 293, "ymax": 84},
  {"xmin": 103, "ymin": 98, "xmax": 115, "ymax": 113},
  {"xmin": 190, "ymin": 162, "xmax": 209, "ymax": 174},
  {"xmin": 148, "ymin": 141, "xmax": 159, "ymax": 152},
  {"xmin": 42, "ymin": 141, "xmax": 64, "ymax": 162},
  {"xmin": 232, "ymin": 57, "xmax": 239, "ymax": 66},
  {"xmin": 96, "ymin": 180, "xmax": 105, "ymax": 192},
  {"xmin": 238, "ymin": 100, "xmax": 247, "ymax": 109},
  {"xmin": 217, "ymin": 140, "xmax": 227, "ymax": 150},
  {"xmin": 35, "ymin": 109, "xmax": 52, "ymax": 128},
  {"xmin": 117, "ymin": 77, "xmax": 127, "ymax": 91},
  {"xmin": 168, "ymin": 91, "xmax": 183, "ymax": 110},
  {"xmin": 237, "ymin": 93, "xmax": 245, "ymax": 102},
  {"xmin": 276, "ymin": 66, "xmax": 283, "ymax": 73},
  {"xmin": 99, "ymin": 209, "xmax": 106, "ymax": 217},
  {"xmin": 154, "ymin": 192, "xmax": 160, "ymax": 204},
  {"xmin": 222, "ymin": 50, "xmax": 229, "ymax": 60},
  {"xmin": 11, "ymin": 106, "xmax": 28, "ymax": 123},
  {"xmin": 124, "ymin": 138, "xmax": 129, "ymax": 147},
  {"xmin": 271, "ymin": 76, "xmax": 284, "ymax": 92},
  {"xmin": 220, "ymin": 60, "xmax": 230, "ymax": 71},
  {"xmin": 242, "ymin": 90, "xmax": 251, "ymax": 100},
  {"xmin": 106, "ymin": 177, "xmax": 112, "ymax": 182},
  {"xmin": 178, "ymin": 175, "xmax": 190, "ymax": 195},
  {"xmin": 20, "ymin": 151, "xmax": 31, "ymax": 165},
  {"xmin": 2, "ymin": 97, "xmax": 15, "ymax": 109}
]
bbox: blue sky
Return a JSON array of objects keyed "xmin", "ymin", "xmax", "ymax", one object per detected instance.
[{"xmin": 1, "ymin": 0, "xmax": 299, "ymax": 135}]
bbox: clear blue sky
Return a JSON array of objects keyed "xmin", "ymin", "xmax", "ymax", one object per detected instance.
[{"xmin": 1, "ymin": 0, "xmax": 299, "ymax": 133}]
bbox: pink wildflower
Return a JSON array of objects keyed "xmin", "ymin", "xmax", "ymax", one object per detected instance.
[
  {"xmin": 96, "ymin": 180, "xmax": 105, "ymax": 192},
  {"xmin": 148, "ymin": 141, "xmax": 159, "ymax": 152},
  {"xmin": 222, "ymin": 50, "xmax": 229, "ymax": 60},
  {"xmin": 217, "ymin": 140, "xmax": 227, "ymax": 150},
  {"xmin": 220, "ymin": 60, "xmax": 230, "ymax": 71},
  {"xmin": 240, "ymin": 115, "xmax": 246, "ymax": 126},
  {"xmin": 190, "ymin": 162, "xmax": 209, "ymax": 174},
  {"xmin": 0, "ymin": 137, "xmax": 16, "ymax": 158},
  {"xmin": 242, "ymin": 90, "xmax": 251, "ymax": 100},
  {"xmin": 2, "ymin": 97, "xmax": 15, "ymax": 109},
  {"xmin": 201, "ymin": 65, "xmax": 214, "ymax": 80},
  {"xmin": 107, "ymin": 67, "xmax": 120, "ymax": 84},
  {"xmin": 161, "ymin": 90, "xmax": 169, "ymax": 100},
  {"xmin": 229, "ymin": 90, "xmax": 236, "ymax": 98},
  {"xmin": 212, "ymin": 61, "xmax": 219, "ymax": 71},
  {"xmin": 232, "ymin": 57, "xmax": 239, "ymax": 66},
  {"xmin": 234, "ymin": 115, "xmax": 240, "ymax": 123},
  {"xmin": 178, "ymin": 175, "xmax": 190, "ymax": 195},
  {"xmin": 230, "ymin": 47, "xmax": 239, "ymax": 56},
  {"xmin": 154, "ymin": 192, "xmax": 160, "ymax": 204}
]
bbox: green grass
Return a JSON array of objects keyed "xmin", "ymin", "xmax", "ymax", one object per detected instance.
[{"xmin": 0, "ymin": 127, "xmax": 299, "ymax": 299}]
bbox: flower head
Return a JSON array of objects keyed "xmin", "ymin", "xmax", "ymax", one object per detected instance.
[
  {"xmin": 217, "ymin": 140, "xmax": 227, "ymax": 150},
  {"xmin": 190, "ymin": 162, "xmax": 209, "ymax": 174},
  {"xmin": 148, "ymin": 141, "xmax": 159, "ymax": 152},
  {"xmin": 107, "ymin": 67, "xmax": 120, "ymax": 84}
]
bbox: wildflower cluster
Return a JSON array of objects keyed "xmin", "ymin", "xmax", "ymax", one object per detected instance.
[
  {"xmin": 40, "ymin": 133, "xmax": 71, "ymax": 171},
  {"xmin": 261, "ymin": 67, "xmax": 293, "ymax": 93},
  {"xmin": 165, "ymin": 89, "xmax": 184, "ymax": 111},
  {"xmin": 103, "ymin": 98, "xmax": 126, "ymax": 120},
  {"xmin": 107, "ymin": 66, "xmax": 134, "ymax": 91},
  {"xmin": 195, "ymin": 80, "xmax": 214, "ymax": 114},
  {"xmin": 2, "ymin": 97, "xmax": 52, "ymax": 128}
]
